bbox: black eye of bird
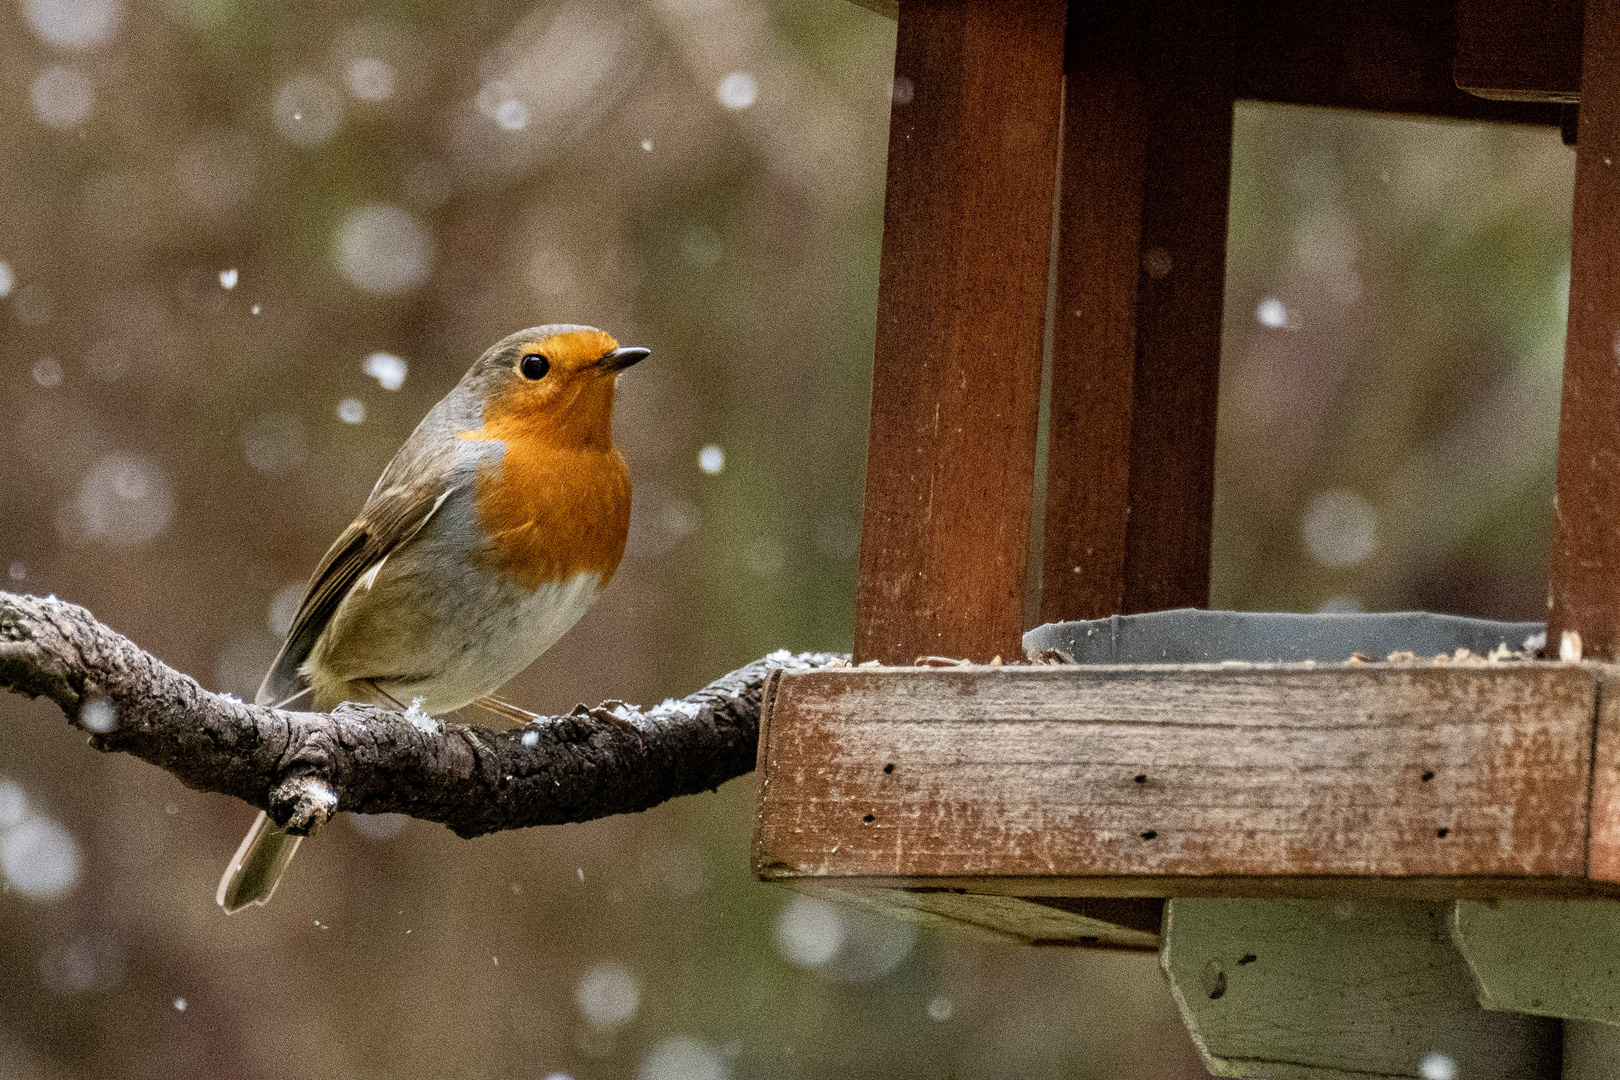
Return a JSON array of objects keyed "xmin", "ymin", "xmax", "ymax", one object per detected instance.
[{"xmin": 519, "ymin": 353, "xmax": 550, "ymax": 380}]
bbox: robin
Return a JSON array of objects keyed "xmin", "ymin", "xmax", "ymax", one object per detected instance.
[{"xmin": 217, "ymin": 324, "xmax": 648, "ymax": 913}]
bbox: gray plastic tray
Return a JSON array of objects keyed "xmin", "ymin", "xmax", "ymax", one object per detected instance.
[{"xmin": 1021, "ymin": 608, "xmax": 1546, "ymax": 665}]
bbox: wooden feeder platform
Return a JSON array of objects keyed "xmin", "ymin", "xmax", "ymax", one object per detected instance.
[
  {"xmin": 770, "ymin": 1, "xmax": 1620, "ymax": 1073},
  {"xmin": 749, "ymin": 0, "xmax": 1620, "ymax": 1073},
  {"xmin": 755, "ymin": 656, "xmax": 1620, "ymax": 950}
]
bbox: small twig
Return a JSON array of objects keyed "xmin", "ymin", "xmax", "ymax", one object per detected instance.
[{"xmin": 0, "ymin": 591, "xmax": 843, "ymax": 838}]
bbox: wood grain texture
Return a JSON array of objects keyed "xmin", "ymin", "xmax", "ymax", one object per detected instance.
[
  {"xmin": 1456, "ymin": 0, "xmax": 1583, "ymax": 102},
  {"xmin": 1551, "ymin": 0, "xmax": 1620, "ymax": 660},
  {"xmin": 1588, "ymin": 669, "xmax": 1620, "ymax": 880},
  {"xmin": 1041, "ymin": 1, "xmax": 1233, "ymax": 622},
  {"xmin": 1163, "ymin": 899, "xmax": 1561, "ymax": 1079},
  {"xmin": 839, "ymin": 0, "xmax": 1565, "ymax": 122},
  {"xmin": 852, "ymin": 0, "xmax": 1066, "ymax": 665},
  {"xmin": 754, "ymin": 666, "xmax": 1599, "ymax": 890},
  {"xmin": 791, "ymin": 882, "xmax": 1161, "ymax": 949}
]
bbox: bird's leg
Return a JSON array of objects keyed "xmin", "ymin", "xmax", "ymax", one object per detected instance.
[{"xmin": 359, "ymin": 679, "xmax": 409, "ymax": 711}]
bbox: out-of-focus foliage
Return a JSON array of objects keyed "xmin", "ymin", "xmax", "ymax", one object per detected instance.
[
  {"xmin": 0, "ymin": 0, "xmax": 1573, "ymax": 1075},
  {"xmin": 1215, "ymin": 105, "xmax": 1573, "ymax": 619}
]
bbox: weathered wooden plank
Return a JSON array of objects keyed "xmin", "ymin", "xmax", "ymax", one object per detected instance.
[
  {"xmin": 1453, "ymin": 898, "xmax": 1620, "ymax": 1024},
  {"xmin": 1233, "ymin": 0, "xmax": 1564, "ymax": 122},
  {"xmin": 1456, "ymin": 0, "xmax": 1583, "ymax": 102},
  {"xmin": 790, "ymin": 882, "xmax": 1161, "ymax": 949},
  {"xmin": 852, "ymin": 0, "xmax": 1066, "ymax": 664},
  {"xmin": 1040, "ymin": 0, "xmax": 1232, "ymax": 621},
  {"xmin": 1163, "ymin": 899, "xmax": 1562, "ymax": 1079},
  {"xmin": 753, "ymin": 666, "xmax": 1597, "ymax": 889},
  {"xmin": 842, "ymin": 0, "xmax": 1567, "ymax": 121},
  {"xmin": 1588, "ymin": 668, "xmax": 1620, "ymax": 882},
  {"xmin": 1550, "ymin": 0, "xmax": 1620, "ymax": 660}
]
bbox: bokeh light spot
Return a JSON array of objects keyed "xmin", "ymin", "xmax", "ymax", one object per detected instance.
[
  {"xmin": 24, "ymin": 0, "xmax": 121, "ymax": 50},
  {"xmin": 79, "ymin": 699, "xmax": 116, "ymax": 734},
  {"xmin": 1255, "ymin": 297, "xmax": 1289, "ymax": 328},
  {"xmin": 716, "ymin": 72, "xmax": 756, "ymax": 110},
  {"xmin": 333, "ymin": 204, "xmax": 433, "ymax": 293},
  {"xmin": 638, "ymin": 1037, "xmax": 727, "ymax": 1080},
  {"xmin": 31, "ymin": 66, "xmax": 93, "ymax": 129},
  {"xmin": 272, "ymin": 74, "xmax": 343, "ymax": 146},
  {"xmin": 1419, "ymin": 1052, "xmax": 1457, "ymax": 1080},
  {"xmin": 64, "ymin": 455, "xmax": 174, "ymax": 549},
  {"xmin": 363, "ymin": 351, "xmax": 408, "ymax": 390},
  {"xmin": 345, "ymin": 57, "xmax": 396, "ymax": 102},
  {"xmin": 1, "ymin": 813, "xmax": 82, "ymax": 899},
  {"xmin": 39, "ymin": 934, "xmax": 125, "ymax": 995},
  {"xmin": 1300, "ymin": 488, "xmax": 1377, "ymax": 568},
  {"xmin": 774, "ymin": 894, "xmax": 844, "ymax": 968},
  {"xmin": 0, "ymin": 782, "xmax": 28, "ymax": 828},
  {"xmin": 242, "ymin": 412, "xmax": 309, "ymax": 475},
  {"xmin": 575, "ymin": 962, "xmax": 641, "ymax": 1030}
]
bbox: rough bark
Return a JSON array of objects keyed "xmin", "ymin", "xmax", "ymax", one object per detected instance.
[{"xmin": 0, "ymin": 590, "xmax": 843, "ymax": 839}]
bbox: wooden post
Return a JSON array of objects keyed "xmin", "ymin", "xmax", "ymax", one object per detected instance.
[
  {"xmin": 1550, "ymin": 0, "xmax": 1620, "ymax": 658},
  {"xmin": 1039, "ymin": 0, "xmax": 1235, "ymax": 622},
  {"xmin": 852, "ymin": 0, "xmax": 1067, "ymax": 664}
]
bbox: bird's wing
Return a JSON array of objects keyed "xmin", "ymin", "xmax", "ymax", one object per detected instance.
[{"xmin": 255, "ymin": 480, "xmax": 457, "ymax": 707}]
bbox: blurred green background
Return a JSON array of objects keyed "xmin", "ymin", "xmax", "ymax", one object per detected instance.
[{"xmin": 0, "ymin": 0, "xmax": 1575, "ymax": 1077}]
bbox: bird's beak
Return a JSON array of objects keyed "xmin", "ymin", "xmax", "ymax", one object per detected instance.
[{"xmin": 598, "ymin": 346, "xmax": 649, "ymax": 372}]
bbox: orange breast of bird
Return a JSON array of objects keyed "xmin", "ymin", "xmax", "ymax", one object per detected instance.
[{"xmin": 459, "ymin": 338, "xmax": 632, "ymax": 593}]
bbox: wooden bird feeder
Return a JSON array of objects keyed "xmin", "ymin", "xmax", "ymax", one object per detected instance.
[{"xmin": 752, "ymin": 1, "xmax": 1620, "ymax": 1076}]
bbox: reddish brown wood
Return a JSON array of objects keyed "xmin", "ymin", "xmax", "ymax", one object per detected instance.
[
  {"xmin": 845, "ymin": 0, "xmax": 1568, "ymax": 123},
  {"xmin": 1456, "ymin": 0, "xmax": 1583, "ymax": 102},
  {"xmin": 853, "ymin": 0, "xmax": 1067, "ymax": 664},
  {"xmin": 754, "ymin": 665, "xmax": 1600, "ymax": 893},
  {"xmin": 1040, "ymin": 1, "xmax": 1234, "ymax": 621},
  {"xmin": 1588, "ymin": 669, "xmax": 1620, "ymax": 879},
  {"xmin": 1233, "ymin": 0, "xmax": 1563, "ymax": 123},
  {"xmin": 1550, "ymin": 0, "xmax": 1620, "ymax": 659}
]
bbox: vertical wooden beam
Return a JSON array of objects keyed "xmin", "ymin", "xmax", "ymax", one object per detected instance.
[
  {"xmin": 1039, "ymin": 1, "xmax": 1235, "ymax": 623},
  {"xmin": 1550, "ymin": 0, "xmax": 1620, "ymax": 659},
  {"xmin": 853, "ymin": 0, "xmax": 1067, "ymax": 664}
]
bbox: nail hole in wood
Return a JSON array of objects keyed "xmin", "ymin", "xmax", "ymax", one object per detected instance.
[
  {"xmin": 1437, "ymin": 827, "xmax": 1449, "ymax": 838},
  {"xmin": 1133, "ymin": 774, "xmax": 1148, "ymax": 784},
  {"xmin": 1238, "ymin": 954, "xmax": 1257, "ymax": 965},
  {"xmin": 1202, "ymin": 961, "xmax": 1227, "ymax": 1000},
  {"xmin": 863, "ymin": 814, "xmax": 875, "ymax": 824},
  {"xmin": 883, "ymin": 763, "xmax": 895, "ymax": 774},
  {"xmin": 1422, "ymin": 770, "xmax": 1435, "ymax": 782},
  {"xmin": 1140, "ymin": 830, "xmax": 1157, "ymax": 840}
]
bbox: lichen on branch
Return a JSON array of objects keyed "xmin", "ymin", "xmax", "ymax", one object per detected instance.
[{"xmin": 0, "ymin": 590, "xmax": 842, "ymax": 838}]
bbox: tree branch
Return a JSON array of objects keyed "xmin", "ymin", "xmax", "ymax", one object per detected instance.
[{"xmin": 0, "ymin": 591, "xmax": 844, "ymax": 838}]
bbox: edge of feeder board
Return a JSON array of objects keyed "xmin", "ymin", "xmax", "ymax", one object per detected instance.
[{"xmin": 751, "ymin": 661, "xmax": 1620, "ymax": 949}]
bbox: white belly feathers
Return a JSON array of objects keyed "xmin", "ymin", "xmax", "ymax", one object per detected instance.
[{"xmin": 298, "ymin": 475, "xmax": 607, "ymax": 716}]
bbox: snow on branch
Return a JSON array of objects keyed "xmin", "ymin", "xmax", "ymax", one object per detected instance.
[{"xmin": 0, "ymin": 591, "xmax": 843, "ymax": 839}]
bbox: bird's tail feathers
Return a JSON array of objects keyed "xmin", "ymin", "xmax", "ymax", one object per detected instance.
[{"xmin": 217, "ymin": 811, "xmax": 303, "ymax": 914}]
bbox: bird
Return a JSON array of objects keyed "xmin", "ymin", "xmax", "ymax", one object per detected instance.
[{"xmin": 216, "ymin": 324, "xmax": 647, "ymax": 913}]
